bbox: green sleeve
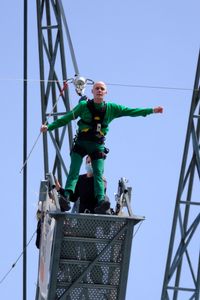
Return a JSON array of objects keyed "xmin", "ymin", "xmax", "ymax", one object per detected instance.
[
  {"xmin": 47, "ymin": 101, "xmax": 86, "ymax": 131},
  {"xmin": 108, "ymin": 102, "xmax": 153, "ymax": 120}
]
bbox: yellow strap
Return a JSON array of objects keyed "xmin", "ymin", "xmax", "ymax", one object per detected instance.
[
  {"xmin": 81, "ymin": 128, "xmax": 90, "ymax": 132},
  {"xmin": 100, "ymin": 130, "xmax": 104, "ymax": 136},
  {"xmin": 81, "ymin": 128, "xmax": 104, "ymax": 136}
]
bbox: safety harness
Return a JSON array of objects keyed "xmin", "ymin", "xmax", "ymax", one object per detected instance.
[
  {"xmin": 72, "ymin": 143, "xmax": 109, "ymax": 160},
  {"xmin": 76, "ymin": 99, "xmax": 108, "ymax": 144},
  {"xmin": 72, "ymin": 99, "xmax": 109, "ymax": 160},
  {"xmin": 81, "ymin": 99, "xmax": 107, "ymax": 133}
]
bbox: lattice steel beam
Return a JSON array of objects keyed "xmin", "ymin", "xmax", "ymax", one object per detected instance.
[
  {"xmin": 161, "ymin": 50, "xmax": 200, "ymax": 300},
  {"xmin": 36, "ymin": 0, "xmax": 74, "ymax": 185}
]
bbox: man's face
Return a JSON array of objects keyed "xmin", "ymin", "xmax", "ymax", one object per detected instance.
[
  {"xmin": 92, "ymin": 82, "xmax": 107, "ymax": 102},
  {"xmin": 85, "ymin": 156, "xmax": 93, "ymax": 174}
]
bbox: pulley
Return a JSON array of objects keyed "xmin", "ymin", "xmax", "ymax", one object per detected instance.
[{"xmin": 73, "ymin": 75, "xmax": 94, "ymax": 96}]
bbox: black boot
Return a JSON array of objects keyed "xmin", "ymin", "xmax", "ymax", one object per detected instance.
[
  {"xmin": 94, "ymin": 200, "xmax": 111, "ymax": 215},
  {"xmin": 58, "ymin": 188, "xmax": 71, "ymax": 212}
]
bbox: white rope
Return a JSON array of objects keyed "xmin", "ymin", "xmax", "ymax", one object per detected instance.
[
  {"xmin": 106, "ymin": 82, "xmax": 196, "ymax": 92},
  {"xmin": 0, "ymin": 77, "xmax": 196, "ymax": 92},
  {"xmin": 0, "ymin": 230, "xmax": 36, "ymax": 285},
  {"xmin": 20, "ymin": 82, "xmax": 69, "ymax": 173}
]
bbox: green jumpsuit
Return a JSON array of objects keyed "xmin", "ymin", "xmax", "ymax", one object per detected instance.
[{"xmin": 47, "ymin": 100, "xmax": 153, "ymax": 204}]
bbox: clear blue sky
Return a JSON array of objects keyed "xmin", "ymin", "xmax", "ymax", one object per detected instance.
[{"xmin": 0, "ymin": 1, "xmax": 199, "ymax": 299}]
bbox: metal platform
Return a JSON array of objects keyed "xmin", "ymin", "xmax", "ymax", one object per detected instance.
[
  {"xmin": 35, "ymin": 176, "xmax": 143, "ymax": 300},
  {"xmin": 36, "ymin": 212, "xmax": 143, "ymax": 300}
]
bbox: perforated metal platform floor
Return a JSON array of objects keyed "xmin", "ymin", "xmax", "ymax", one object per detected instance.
[{"xmin": 36, "ymin": 213, "xmax": 143, "ymax": 300}]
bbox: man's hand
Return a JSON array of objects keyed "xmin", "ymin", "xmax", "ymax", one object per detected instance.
[
  {"xmin": 153, "ymin": 106, "xmax": 163, "ymax": 113},
  {"xmin": 55, "ymin": 179, "xmax": 61, "ymax": 191},
  {"xmin": 40, "ymin": 124, "xmax": 48, "ymax": 132}
]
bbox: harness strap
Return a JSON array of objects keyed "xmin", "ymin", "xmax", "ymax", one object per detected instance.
[
  {"xmin": 71, "ymin": 142, "xmax": 109, "ymax": 160},
  {"xmin": 87, "ymin": 99, "xmax": 107, "ymax": 124},
  {"xmin": 72, "ymin": 143, "xmax": 87, "ymax": 157},
  {"xmin": 80, "ymin": 99, "xmax": 108, "ymax": 131},
  {"xmin": 90, "ymin": 148, "xmax": 109, "ymax": 161},
  {"xmin": 77, "ymin": 131, "xmax": 105, "ymax": 144}
]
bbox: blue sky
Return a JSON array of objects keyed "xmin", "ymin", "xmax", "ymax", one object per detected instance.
[{"xmin": 0, "ymin": 1, "xmax": 199, "ymax": 299}]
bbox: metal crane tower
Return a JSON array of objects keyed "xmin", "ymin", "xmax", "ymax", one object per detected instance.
[
  {"xmin": 35, "ymin": 1, "xmax": 144, "ymax": 299},
  {"xmin": 36, "ymin": 0, "xmax": 76, "ymax": 183},
  {"xmin": 161, "ymin": 51, "xmax": 200, "ymax": 300}
]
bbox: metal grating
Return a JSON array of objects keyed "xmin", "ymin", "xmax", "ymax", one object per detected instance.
[
  {"xmin": 56, "ymin": 286, "xmax": 118, "ymax": 300},
  {"xmin": 57, "ymin": 262, "xmax": 121, "ymax": 285},
  {"xmin": 62, "ymin": 217, "xmax": 127, "ymax": 240},
  {"xmin": 60, "ymin": 239, "xmax": 123, "ymax": 262},
  {"xmin": 46, "ymin": 213, "xmax": 142, "ymax": 300}
]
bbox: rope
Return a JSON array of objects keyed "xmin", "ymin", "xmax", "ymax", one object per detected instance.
[
  {"xmin": 106, "ymin": 82, "xmax": 196, "ymax": 92},
  {"xmin": 0, "ymin": 77, "xmax": 196, "ymax": 92},
  {"xmin": 20, "ymin": 81, "xmax": 69, "ymax": 173},
  {"xmin": 0, "ymin": 78, "xmax": 71, "ymax": 83},
  {"xmin": 0, "ymin": 230, "xmax": 36, "ymax": 285},
  {"xmin": 133, "ymin": 220, "xmax": 144, "ymax": 238}
]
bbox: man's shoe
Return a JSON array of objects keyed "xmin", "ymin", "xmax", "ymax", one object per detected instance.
[
  {"xmin": 58, "ymin": 188, "xmax": 71, "ymax": 212},
  {"xmin": 94, "ymin": 200, "xmax": 111, "ymax": 215},
  {"xmin": 105, "ymin": 208, "xmax": 112, "ymax": 215}
]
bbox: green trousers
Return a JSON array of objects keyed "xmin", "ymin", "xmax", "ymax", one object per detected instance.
[{"xmin": 65, "ymin": 140, "xmax": 105, "ymax": 204}]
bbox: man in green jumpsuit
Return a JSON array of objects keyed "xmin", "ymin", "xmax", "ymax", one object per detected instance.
[{"xmin": 41, "ymin": 81, "xmax": 163, "ymax": 213}]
